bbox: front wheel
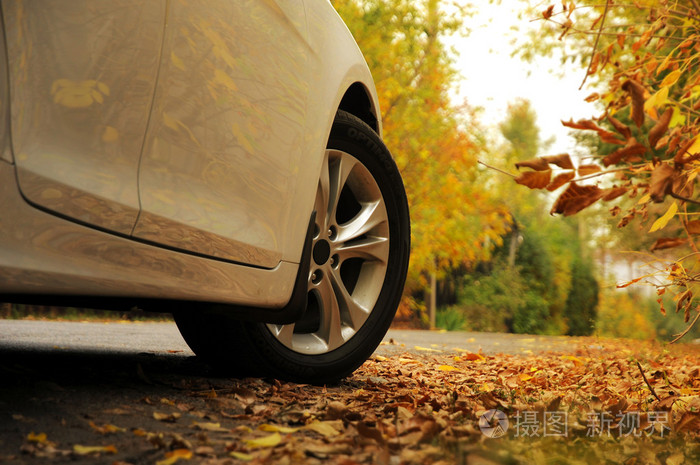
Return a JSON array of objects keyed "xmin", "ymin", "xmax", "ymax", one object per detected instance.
[{"xmin": 175, "ymin": 111, "xmax": 410, "ymax": 384}]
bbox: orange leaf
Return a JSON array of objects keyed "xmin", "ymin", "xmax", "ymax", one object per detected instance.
[
  {"xmin": 602, "ymin": 187, "xmax": 628, "ymax": 201},
  {"xmin": 515, "ymin": 170, "xmax": 551, "ymax": 189},
  {"xmin": 546, "ymin": 172, "xmax": 575, "ymax": 191},
  {"xmin": 578, "ymin": 164, "xmax": 602, "ymax": 176},
  {"xmin": 686, "ymin": 220, "xmax": 700, "ymax": 234}
]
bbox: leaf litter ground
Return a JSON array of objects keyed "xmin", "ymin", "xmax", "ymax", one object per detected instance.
[{"xmin": 0, "ymin": 337, "xmax": 697, "ymax": 465}]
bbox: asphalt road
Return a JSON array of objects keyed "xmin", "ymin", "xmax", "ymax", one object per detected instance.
[{"xmin": 0, "ymin": 319, "xmax": 579, "ymax": 358}]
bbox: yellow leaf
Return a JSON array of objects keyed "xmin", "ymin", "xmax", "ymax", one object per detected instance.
[
  {"xmin": 153, "ymin": 411, "xmax": 181, "ymax": 422},
  {"xmin": 27, "ymin": 432, "xmax": 48, "ymax": 444},
  {"xmin": 438, "ymin": 365, "xmax": 461, "ymax": 372},
  {"xmin": 687, "ymin": 136, "xmax": 700, "ymax": 156},
  {"xmin": 88, "ymin": 421, "xmax": 125, "ymax": 434},
  {"xmin": 155, "ymin": 448, "xmax": 193, "ymax": 465},
  {"xmin": 73, "ymin": 444, "xmax": 118, "ymax": 455},
  {"xmin": 192, "ymin": 421, "xmax": 226, "ymax": 431},
  {"xmin": 304, "ymin": 420, "xmax": 341, "ymax": 437},
  {"xmin": 414, "ymin": 345, "xmax": 442, "ymax": 353},
  {"xmin": 373, "ymin": 355, "xmax": 388, "ymax": 362},
  {"xmin": 670, "ymin": 106, "xmax": 686, "ymax": 128},
  {"xmin": 560, "ymin": 355, "xmax": 584, "ymax": 366},
  {"xmin": 479, "ymin": 383, "xmax": 495, "ymax": 393},
  {"xmin": 258, "ymin": 424, "xmax": 298, "ymax": 433},
  {"xmin": 245, "ymin": 432, "xmax": 281, "ymax": 449},
  {"xmin": 661, "ymin": 70, "xmax": 681, "ymax": 88},
  {"xmin": 644, "ymin": 86, "xmax": 669, "ymax": 116},
  {"xmin": 650, "ymin": 201, "xmax": 678, "ymax": 232},
  {"xmin": 519, "ymin": 374, "xmax": 533, "ymax": 382},
  {"xmin": 230, "ymin": 451, "xmax": 254, "ymax": 461},
  {"xmin": 638, "ymin": 193, "xmax": 651, "ymax": 204}
]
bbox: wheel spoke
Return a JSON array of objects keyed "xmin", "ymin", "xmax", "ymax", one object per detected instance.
[
  {"xmin": 330, "ymin": 268, "xmax": 370, "ymax": 330},
  {"xmin": 328, "ymin": 154, "xmax": 358, "ymax": 224},
  {"xmin": 337, "ymin": 200, "xmax": 387, "ymax": 242},
  {"xmin": 337, "ymin": 236, "xmax": 389, "ymax": 264},
  {"xmin": 270, "ymin": 323, "xmax": 295, "ymax": 348},
  {"xmin": 317, "ymin": 151, "xmax": 331, "ymax": 228},
  {"xmin": 316, "ymin": 275, "xmax": 344, "ymax": 350}
]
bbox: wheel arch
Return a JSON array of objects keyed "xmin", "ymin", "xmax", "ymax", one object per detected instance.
[{"xmin": 337, "ymin": 82, "xmax": 379, "ymax": 135}]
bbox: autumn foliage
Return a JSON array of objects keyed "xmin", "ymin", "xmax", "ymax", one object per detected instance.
[{"xmin": 514, "ymin": 1, "xmax": 700, "ymax": 340}]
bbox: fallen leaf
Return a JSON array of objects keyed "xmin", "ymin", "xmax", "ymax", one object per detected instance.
[
  {"xmin": 155, "ymin": 448, "xmax": 193, "ymax": 465},
  {"xmin": 437, "ymin": 365, "xmax": 461, "ymax": 372},
  {"xmin": 258, "ymin": 424, "xmax": 298, "ymax": 433},
  {"xmin": 73, "ymin": 444, "xmax": 117, "ymax": 455},
  {"xmin": 245, "ymin": 433, "xmax": 282, "ymax": 449},
  {"xmin": 230, "ymin": 451, "xmax": 254, "ymax": 461},
  {"xmin": 153, "ymin": 412, "xmax": 181, "ymax": 422},
  {"xmin": 304, "ymin": 420, "xmax": 342, "ymax": 437}
]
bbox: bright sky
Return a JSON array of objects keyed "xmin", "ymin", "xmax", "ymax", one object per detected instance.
[{"xmin": 448, "ymin": 1, "xmax": 598, "ymax": 156}]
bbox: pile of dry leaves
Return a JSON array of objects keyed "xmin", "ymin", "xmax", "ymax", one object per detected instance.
[{"xmin": 8, "ymin": 338, "xmax": 700, "ymax": 465}]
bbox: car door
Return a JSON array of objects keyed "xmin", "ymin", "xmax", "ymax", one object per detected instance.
[
  {"xmin": 3, "ymin": 0, "xmax": 166, "ymax": 235},
  {"xmin": 133, "ymin": 0, "xmax": 310, "ymax": 269}
]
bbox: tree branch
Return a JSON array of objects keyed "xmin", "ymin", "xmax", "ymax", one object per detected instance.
[
  {"xmin": 670, "ymin": 307, "xmax": 700, "ymax": 343},
  {"xmin": 582, "ymin": 0, "xmax": 608, "ymax": 90},
  {"xmin": 636, "ymin": 361, "xmax": 661, "ymax": 401},
  {"xmin": 477, "ymin": 160, "xmax": 516, "ymax": 178}
]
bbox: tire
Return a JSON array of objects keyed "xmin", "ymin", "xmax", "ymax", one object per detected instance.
[{"xmin": 174, "ymin": 110, "xmax": 410, "ymax": 384}]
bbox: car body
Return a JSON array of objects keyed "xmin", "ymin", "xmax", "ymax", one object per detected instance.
[{"xmin": 0, "ymin": 0, "xmax": 410, "ymax": 383}]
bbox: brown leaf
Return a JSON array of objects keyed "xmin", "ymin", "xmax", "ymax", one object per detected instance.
[
  {"xmin": 602, "ymin": 187, "xmax": 628, "ymax": 201},
  {"xmin": 356, "ymin": 422, "xmax": 386, "ymax": 445},
  {"xmin": 550, "ymin": 182, "xmax": 604, "ymax": 216},
  {"xmin": 649, "ymin": 163, "xmax": 676, "ymax": 202},
  {"xmin": 542, "ymin": 5, "xmax": 555, "ymax": 19},
  {"xmin": 648, "ymin": 107, "xmax": 673, "ymax": 149},
  {"xmin": 578, "ymin": 164, "xmax": 602, "ymax": 176},
  {"xmin": 561, "ymin": 118, "xmax": 625, "ymax": 145},
  {"xmin": 514, "ymin": 170, "xmax": 551, "ymax": 189},
  {"xmin": 515, "ymin": 157, "xmax": 549, "ymax": 171},
  {"xmin": 621, "ymin": 79, "xmax": 646, "ymax": 127},
  {"xmin": 561, "ymin": 118, "xmax": 600, "ymax": 131},
  {"xmin": 603, "ymin": 139, "xmax": 647, "ymax": 167},
  {"xmin": 607, "ymin": 114, "xmax": 632, "ymax": 140},
  {"xmin": 676, "ymin": 289, "xmax": 692, "ymax": 314},
  {"xmin": 546, "ymin": 172, "xmax": 575, "ymax": 191},
  {"xmin": 650, "ymin": 237, "xmax": 687, "ymax": 252},
  {"xmin": 686, "ymin": 220, "xmax": 700, "ymax": 234},
  {"xmin": 542, "ymin": 154, "xmax": 574, "ymax": 169}
]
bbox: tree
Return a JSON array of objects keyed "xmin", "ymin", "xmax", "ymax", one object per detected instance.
[
  {"xmin": 509, "ymin": 1, "xmax": 700, "ymax": 340},
  {"xmin": 333, "ymin": 0, "xmax": 511, "ymax": 324}
]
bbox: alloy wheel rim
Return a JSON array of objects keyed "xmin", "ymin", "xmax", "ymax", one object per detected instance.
[{"xmin": 267, "ymin": 149, "xmax": 390, "ymax": 355}]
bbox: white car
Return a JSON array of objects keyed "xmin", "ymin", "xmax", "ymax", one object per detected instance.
[{"xmin": 0, "ymin": 0, "xmax": 410, "ymax": 383}]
